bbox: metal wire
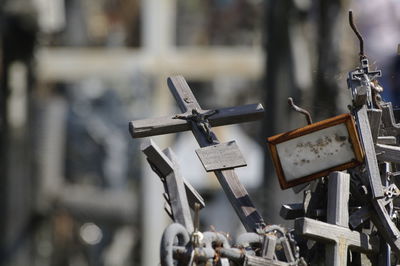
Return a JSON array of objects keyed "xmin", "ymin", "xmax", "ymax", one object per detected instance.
[{"xmin": 288, "ymin": 97, "xmax": 313, "ymax": 125}]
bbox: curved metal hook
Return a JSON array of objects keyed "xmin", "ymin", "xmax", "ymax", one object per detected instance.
[
  {"xmin": 288, "ymin": 97, "xmax": 313, "ymax": 125},
  {"xmin": 349, "ymin": 10, "xmax": 366, "ymax": 60}
]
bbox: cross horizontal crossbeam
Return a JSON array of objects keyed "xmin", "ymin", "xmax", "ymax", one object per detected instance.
[{"xmin": 129, "ymin": 103, "xmax": 264, "ymax": 138}]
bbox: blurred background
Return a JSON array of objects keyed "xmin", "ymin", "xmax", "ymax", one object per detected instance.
[{"xmin": 0, "ymin": 0, "xmax": 399, "ymax": 265}]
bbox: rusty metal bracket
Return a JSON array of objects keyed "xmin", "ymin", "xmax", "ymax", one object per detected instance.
[{"xmin": 349, "ymin": 10, "xmax": 366, "ymax": 60}]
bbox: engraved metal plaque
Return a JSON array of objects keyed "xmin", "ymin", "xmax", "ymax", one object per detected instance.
[{"xmin": 195, "ymin": 141, "xmax": 247, "ymax": 172}]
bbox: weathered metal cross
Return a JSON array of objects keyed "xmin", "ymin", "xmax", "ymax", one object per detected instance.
[
  {"xmin": 295, "ymin": 171, "xmax": 378, "ymax": 266},
  {"xmin": 130, "ymin": 75, "xmax": 266, "ymax": 232}
]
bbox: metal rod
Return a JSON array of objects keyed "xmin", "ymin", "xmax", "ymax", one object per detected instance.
[
  {"xmin": 349, "ymin": 10, "xmax": 365, "ymax": 60},
  {"xmin": 288, "ymin": 97, "xmax": 313, "ymax": 125},
  {"xmin": 194, "ymin": 202, "xmax": 200, "ymax": 232}
]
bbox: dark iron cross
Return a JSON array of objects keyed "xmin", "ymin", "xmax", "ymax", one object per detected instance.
[{"xmin": 129, "ymin": 75, "xmax": 266, "ymax": 232}]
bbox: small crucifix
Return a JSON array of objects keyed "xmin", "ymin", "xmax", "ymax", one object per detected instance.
[{"xmin": 130, "ymin": 76, "xmax": 266, "ymax": 232}]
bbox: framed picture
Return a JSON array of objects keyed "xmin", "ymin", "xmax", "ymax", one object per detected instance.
[{"xmin": 268, "ymin": 114, "xmax": 364, "ymax": 189}]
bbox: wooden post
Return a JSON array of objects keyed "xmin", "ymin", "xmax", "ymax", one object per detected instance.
[{"xmin": 326, "ymin": 171, "xmax": 350, "ymax": 266}]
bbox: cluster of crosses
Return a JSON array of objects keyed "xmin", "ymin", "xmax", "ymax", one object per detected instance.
[{"xmin": 129, "ymin": 12, "xmax": 400, "ymax": 266}]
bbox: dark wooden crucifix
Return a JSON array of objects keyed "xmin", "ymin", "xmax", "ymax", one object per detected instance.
[{"xmin": 129, "ymin": 75, "xmax": 266, "ymax": 232}]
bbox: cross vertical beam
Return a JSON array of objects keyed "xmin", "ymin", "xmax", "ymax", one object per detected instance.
[
  {"xmin": 326, "ymin": 171, "xmax": 350, "ymax": 266},
  {"xmin": 169, "ymin": 76, "xmax": 265, "ymax": 231},
  {"xmin": 355, "ymin": 106, "xmax": 383, "ymax": 198}
]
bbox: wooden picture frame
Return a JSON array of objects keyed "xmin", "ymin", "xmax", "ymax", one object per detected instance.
[{"xmin": 268, "ymin": 114, "xmax": 364, "ymax": 189}]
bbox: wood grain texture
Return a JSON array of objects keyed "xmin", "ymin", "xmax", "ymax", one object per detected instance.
[
  {"xmin": 326, "ymin": 172, "xmax": 350, "ymax": 266},
  {"xmin": 367, "ymin": 109, "xmax": 382, "ymax": 142},
  {"xmin": 129, "ymin": 103, "xmax": 264, "ymax": 138},
  {"xmin": 130, "ymin": 116, "xmax": 189, "ymax": 138},
  {"xmin": 163, "ymin": 148, "xmax": 194, "ymax": 232},
  {"xmin": 327, "ymin": 172, "xmax": 349, "ymax": 227},
  {"xmin": 141, "ymin": 139, "xmax": 174, "ymax": 176},
  {"xmin": 164, "ymin": 147, "xmax": 205, "ymax": 210},
  {"xmin": 355, "ymin": 106, "xmax": 384, "ymax": 198},
  {"xmin": 168, "ymin": 75, "xmax": 201, "ymax": 112},
  {"xmin": 195, "ymin": 141, "xmax": 247, "ymax": 172},
  {"xmin": 214, "ymin": 169, "xmax": 265, "ymax": 231}
]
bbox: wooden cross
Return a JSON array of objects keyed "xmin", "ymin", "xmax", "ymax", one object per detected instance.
[
  {"xmin": 130, "ymin": 75, "xmax": 266, "ymax": 232},
  {"xmin": 295, "ymin": 171, "xmax": 379, "ymax": 266},
  {"xmin": 141, "ymin": 139, "xmax": 205, "ymax": 233},
  {"xmin": 355, "ymin": 106, "xmax": 384, "ymax": 198}
]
